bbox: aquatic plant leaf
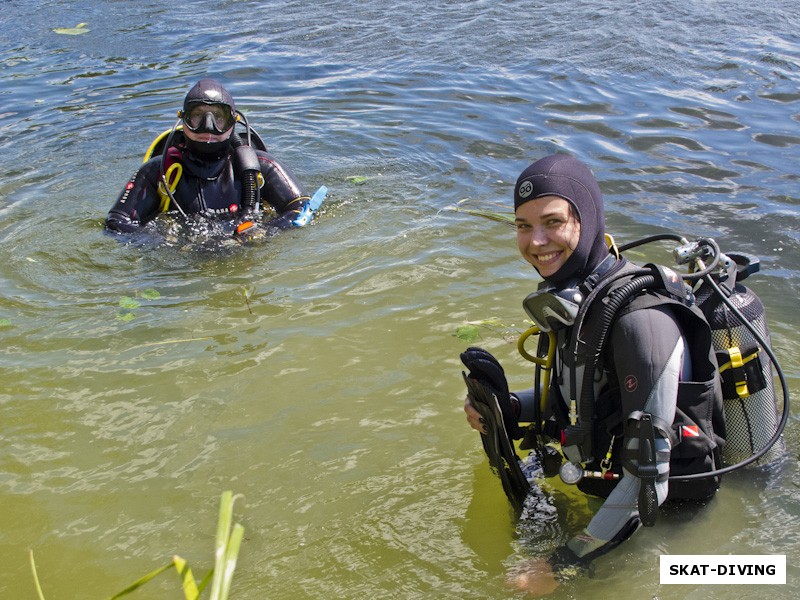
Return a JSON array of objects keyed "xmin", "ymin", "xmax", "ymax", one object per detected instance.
[
  {"xmin": 53, "ymin": 23, "xmax": 90, "ymax": 35},
  {"xmin": 117, "ymin": 312, "xmax": 136, "ymax": 322},
  {"xmin": 460, "ymin": 208, "xmax": 515, "ymax": 226},
  {"xmin": 347, "ymin": 176, "xmax": 368, "ymax": 185},
  {"xmin": 141, "ymin": 288, "xmax": 161, "ymax": 300},
  {"xmin": 210, "ymin": 491, "xmax": 244, "ymax": 599},
  {"xmin": 172, "ymin": 555, "xmax": 200, "ymax": 600},
  {"xmin": 196, "ymin": 568, "xmax": 214, "ymax": 595},
  {"xmin": 107, "ymin": 562, "xmax": 173, "ymax": 599},
  {"xmin": 218, "ymin": 524, "xmax": 244, "ymax": 599},
  {"xmin": 119, "ymin": 296, "xmax": 141, "ymax": 309},
  {"xmin": 0, "ymin": 318, "xmax": 11, "ymax": 327},
  {"xmin": 444, "ymin": 201, "xmax": 516, "ymax": 227},
  {"xmin": 28, "ymin": 551, "xmax": 46, "ymax": 600},
  {"xmin": 456, "ymin": 324, "xmax": 480, "ymax": 342}
]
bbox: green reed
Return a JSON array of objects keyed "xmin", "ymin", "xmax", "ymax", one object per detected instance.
[{"xmin": 30, "ymin": 490, "xmax": 245, "ymax": 600}]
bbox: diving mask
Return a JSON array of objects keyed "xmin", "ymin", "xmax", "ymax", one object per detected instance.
[
  {"xmin": 182, "ymin": 103, "xmax": 236, "ymax": 134},
  {"xmin": 522, "ymin": 285, "xmax": 583, "ymax": 332}
]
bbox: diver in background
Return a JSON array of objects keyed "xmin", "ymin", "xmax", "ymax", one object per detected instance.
[
  {"xmin": 461, "ymin": 154, "xmax": 725, "ymax": 594},
  {"xmin": 105, "ymin": 78, "xmax": 310, "ymax": 237}
]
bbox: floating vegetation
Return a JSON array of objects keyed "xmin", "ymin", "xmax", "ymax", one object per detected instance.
[
  {"xmin": 118, "ymin": 297, "xmax": 141, "ymax": 310},
  {"xmin": 455, "ymin": 323, "xmax": 481, "ymax": 342},
  {"xmin": 53, "ymin": 23, "xmax": 90, "ymax": 35},
  {"xmin": 346, "ymin": 175, "xmax": 368, "ymax": 185},
  {"xmin": 0, "ymin": 318, "xmax": 11, "ymax": 327},
  {"xmin": 455, "ymin": 317, "xmax": 526, "ymax": 343},
  {"xmin": 443, "ymin": 199, "xmax": 515, "ymax": 227},
  {"xmin": 140, "ymin": 289, "xmax": 161, "ymax": 301},
  {"xmin": 117, "ymin": 288, "xmax": 161, "ymax": 321},
  {"xmin": 30, "ymin": 491, "xmax": 245, "ymax": 600},
  {"xmin": 242, "ymin": 287, "xmax": 254, "ymax": 314}
]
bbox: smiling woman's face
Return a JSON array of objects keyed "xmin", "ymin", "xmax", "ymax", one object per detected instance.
[{"xmin": 515, "ymin": 195, "xmax": 581, "ymax": 278}]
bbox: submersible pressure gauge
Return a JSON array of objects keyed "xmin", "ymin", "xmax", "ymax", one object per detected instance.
[{"xmin": 559, "ymin": 461, "xmax": 584, "ymax": 485}]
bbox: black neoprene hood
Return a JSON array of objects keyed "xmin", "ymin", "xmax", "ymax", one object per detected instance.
[
  {"xmin": 183, "ymin": 78, "xmax": 236, "ymax": 113},
  {"xmin": 514, "ymin": 154, "xmax": 608, "ymax": 285}
]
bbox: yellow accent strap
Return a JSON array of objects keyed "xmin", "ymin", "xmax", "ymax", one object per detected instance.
[
  {"xmin": 718, "ymin": 346, "xmax": 759, "ymax": 372},
  {"xmin": 517, "ymin": 326, "xmax": 557, "ymax": 418},
  {"xmin": 605, "ymin": 233, "xmax": 620, "ymax": 259},
  {"xmin": 718, "ymin": 346, "xmax": 757, "ymax": 398},
  {"xmin": 728, "ymin": 346, "xmax": 744, "ymax": 369},
  {"xmin": 158, "ymin": 163, "xmax": 183, "ymax": 213}
]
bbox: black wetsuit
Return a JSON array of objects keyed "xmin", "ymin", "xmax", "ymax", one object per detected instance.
[{"xmin": 106, "ymin": 133, "xmax": 308, "ymax": 233}]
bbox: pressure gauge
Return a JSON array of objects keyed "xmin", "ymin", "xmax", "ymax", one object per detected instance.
[{"xmin": 559, "ymin": 461, "xmax": 584, "ymax": 485}]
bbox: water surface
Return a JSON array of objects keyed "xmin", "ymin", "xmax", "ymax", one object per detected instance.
[{"xmin": 1, "ymin": 1, "xmax": 798, "ymax": 598}]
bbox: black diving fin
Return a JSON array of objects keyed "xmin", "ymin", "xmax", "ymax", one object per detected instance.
[{"xmin": 462, "ymin": 372, "xmax": 530, "ymax": 511}]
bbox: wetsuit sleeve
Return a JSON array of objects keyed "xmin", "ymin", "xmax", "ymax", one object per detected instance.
[
  {"xmin": 105, "ymin": 158, "xmax": 164, "ymax": 232},
  {"xmin": 257, "ymin": 152, "xmax": 310, "ymax": 230},
  {"xmin": 558, "ymin": 305, "xmax": 685, "ymax": 567}
]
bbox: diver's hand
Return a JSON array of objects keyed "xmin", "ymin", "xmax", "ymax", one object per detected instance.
[
  {"xmin": 508, "ymin": 558, "xmax": 559, "ymax": 596},
  {"xmin": 464, "ymin": 396, "xmax": 487, "ymax": 434}
]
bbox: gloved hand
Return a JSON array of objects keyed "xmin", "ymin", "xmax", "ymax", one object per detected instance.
[{"xmin": 460, "ymin": 347, "xmax": 521, "ymax": 439}]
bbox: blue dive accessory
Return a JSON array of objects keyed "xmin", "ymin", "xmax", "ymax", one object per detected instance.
[{"xmin": 292, "ymin": 185, "xmax": 328, "ymax": 227}]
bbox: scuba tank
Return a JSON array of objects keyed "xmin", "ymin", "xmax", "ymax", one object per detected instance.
[
  {"xmin": 642, "ymin": 236, "xmax": 789, "ymax": 475},
  {"xmin": 521, "ymin": 235, "xmax": 789, "ymax": 482},
  {"xmin": 691, "ymin": 251, "xmax": 785, "ymax": 466}
]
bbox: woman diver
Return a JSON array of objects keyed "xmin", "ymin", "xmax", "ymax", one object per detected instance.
[{"xmin": 461, "ymin": 154, "xmax": 727, "ymax": 593}]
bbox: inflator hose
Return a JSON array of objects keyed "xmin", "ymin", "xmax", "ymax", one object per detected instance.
[
  {"xmin": 158, "ymin": 119, "xmax": 187, "ymax": 217},
  {"xmin": 572, "ymin": 274, "xmax": 658, "ymax": 459},
  {"xmin": 230, "ymin": 133, "xmax": 260, "ymax": 212}
]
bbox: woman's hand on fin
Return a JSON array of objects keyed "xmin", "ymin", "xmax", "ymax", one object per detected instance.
[{"xmin": 464, "ymin": 396, "xmax": 487, "ymax": 434}]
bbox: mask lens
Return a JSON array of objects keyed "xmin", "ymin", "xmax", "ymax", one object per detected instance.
[{"xmin": 183, "ymin": 104, "xmax": 234, "ymax": 133}]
